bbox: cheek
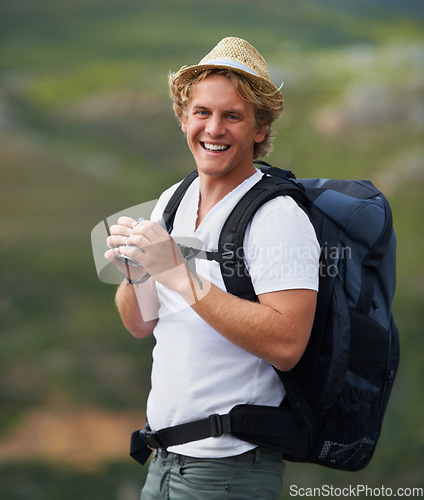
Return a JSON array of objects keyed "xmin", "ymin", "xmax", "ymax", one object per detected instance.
[{"xmin": 184, "ymin": 120, "xmax": 203, "ymax": 141}]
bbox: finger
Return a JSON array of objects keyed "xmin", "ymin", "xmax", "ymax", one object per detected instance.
[
  {"xmin": 125, "ymin": 233, "xmax": 151, "ymax": 252},
  {"xmin": 130, "ymin": 220, "xmax": 169, "ymax": 242},
  {"xmin": 104, "ymin": 247, "xmax": 120, "ymax": 263},
  {"xmin": 109, "ymin": 224, "xmax": 133, "ymax": 237},
  {"xmin": 119, "ymin": 243, "xmax": 146, "ymax": 265},
  {"xmin": 117, "ymin": 216, "xmax": 138, "ymax": 228},
  {"xmin": 106, "ymin": 234, "xmax": 129, "ymax": 249}
]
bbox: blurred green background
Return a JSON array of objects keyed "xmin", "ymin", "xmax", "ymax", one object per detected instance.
[{"xmin": 1, "ymin": 0, "xmax": 423, "ymax": 498}]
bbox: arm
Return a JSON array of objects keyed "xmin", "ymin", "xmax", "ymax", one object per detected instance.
[
  {"xmin": 121, "ymin": 219, "xmax": 316, "ymax": 370},
  {"xmin": 178, "ymin": 278, "xmax": 316, "ymax": 372},
  {"xmin": 105, "ymin": 216, "xmax": 159, "ymax": 339},
  {"xmin": 114, "ymin": 279, "xmax": 159, "ymax": 339}
]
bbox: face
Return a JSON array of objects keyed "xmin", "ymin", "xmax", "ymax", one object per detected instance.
[{"xmin": 181, "ymin": 74, "xmax": 266, "ymax": 181}]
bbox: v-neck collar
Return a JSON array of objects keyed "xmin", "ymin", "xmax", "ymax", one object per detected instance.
[{"xmin": 193, "ymin": 170, "xmax": 262, "ymax": 234}]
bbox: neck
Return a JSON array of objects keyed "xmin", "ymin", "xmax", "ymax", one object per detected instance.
[{"xmin": 195, "ymin": 163, "xmax": 257, "ymax": 229}]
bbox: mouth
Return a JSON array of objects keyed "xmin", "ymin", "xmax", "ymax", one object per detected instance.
[{"xmin": 200, "ymin": 142, "xmax": 230, "ymax": 152}]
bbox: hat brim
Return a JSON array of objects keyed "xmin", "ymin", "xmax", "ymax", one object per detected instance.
[{"xmin": 172, "ymin": 63, "xmax": 283, "ymax": 104}]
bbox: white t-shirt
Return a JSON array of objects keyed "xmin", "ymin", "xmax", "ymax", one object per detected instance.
[{"xmin": 146, "ymin": 169, "xmax": 320, "ymax": 458}]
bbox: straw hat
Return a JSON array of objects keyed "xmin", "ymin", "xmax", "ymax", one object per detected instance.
[{"xmin": 172, "ymin": 37, "xmax": 283, "ymax": 107}]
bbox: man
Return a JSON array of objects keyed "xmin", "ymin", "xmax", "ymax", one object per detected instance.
[{"xmin": 105, "ymin": 37, "xmax": 319, "ymax": 499}]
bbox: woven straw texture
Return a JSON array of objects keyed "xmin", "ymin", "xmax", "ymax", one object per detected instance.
[
  {"xmin": 198, "ymin": 37, "xmax": 270, "ymax": 80},
  {"xmin": 173, "ymin": 37, "xmax": 283, "ymax": 103}
]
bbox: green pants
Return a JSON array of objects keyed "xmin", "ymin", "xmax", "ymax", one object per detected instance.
[{"xmin": 140, "ymin": 447, "xmax": 285, "ymax": 500}]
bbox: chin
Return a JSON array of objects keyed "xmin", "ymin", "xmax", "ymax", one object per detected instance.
[{"xmin": 197, "ymin": 163, "xmax": 233, "ymax": 177}]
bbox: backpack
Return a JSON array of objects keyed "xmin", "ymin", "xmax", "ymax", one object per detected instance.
[{"xmin": 130, "ymin": 162, "xmax": 400, "ymax": 471}]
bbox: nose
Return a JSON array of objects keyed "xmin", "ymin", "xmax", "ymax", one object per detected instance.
[{"xmin": 205, "ymin": 115, "xmax": 225, "ymax": 137}]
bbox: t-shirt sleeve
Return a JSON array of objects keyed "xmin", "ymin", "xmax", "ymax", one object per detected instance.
[{"xmin": 244, "ymin": 195, "xmax": 320, "ymax": 295}]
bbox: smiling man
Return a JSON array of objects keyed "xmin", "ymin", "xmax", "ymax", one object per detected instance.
[{"xmin": 105, "ymin": 37, "xmax": 320, "ymax": 499}]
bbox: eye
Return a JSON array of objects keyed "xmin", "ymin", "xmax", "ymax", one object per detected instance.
[
  {"xmin": 195, "ymin": 109, "xmax": 210, "ymax": 117},
  {"xmin": 226, "ymin": 113, "xmax": 240, "ymax": 121}
]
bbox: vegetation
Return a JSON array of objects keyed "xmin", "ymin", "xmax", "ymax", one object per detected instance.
[{"xmin": 0, "ymin": 0, "xmax": 423, "ymax": 498}]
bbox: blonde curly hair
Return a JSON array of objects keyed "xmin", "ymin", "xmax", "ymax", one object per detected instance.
[{"xmin": 169, "ymin": 68, "xmax": 283, "ymax": 159}]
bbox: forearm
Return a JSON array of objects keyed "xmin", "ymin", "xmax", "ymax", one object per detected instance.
[
  {"xmin": 195, "ymin": 286, "xmax": 292, "ymax": 368},
  {"xmin": 115, "ymin": 278, "xmax": 159, "ymax": 338}
]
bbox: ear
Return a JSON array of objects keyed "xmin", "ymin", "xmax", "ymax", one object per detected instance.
[{"xmin": 254, "ymin": 124, "xmax": 267, "ymax": 144}]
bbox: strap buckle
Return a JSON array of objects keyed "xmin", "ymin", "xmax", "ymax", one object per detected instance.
[
  {"xmin": 208, "ymin": 414, "xmax": 224, "ymax": 438},
  {"xmin": 139, "ymin": 429, "xmax": 164, "ymax": 449}
]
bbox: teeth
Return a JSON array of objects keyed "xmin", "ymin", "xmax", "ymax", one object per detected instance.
[{"xmin": 203, "ymin": 143, "xmax": 229, "ymax": 152}]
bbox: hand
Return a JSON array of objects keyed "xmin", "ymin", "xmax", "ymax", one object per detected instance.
[
  {"xmin": 104, "ymin": 216, "xmax": 149, "ymax": 283},
  {"xmin": 122, "ymin": 219, "xmax": 188, "ymax": 292}
]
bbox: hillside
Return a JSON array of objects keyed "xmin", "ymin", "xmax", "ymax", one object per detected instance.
[{"xmin": 0, "ymin": 1, "xmax": 423, "ymax": 498}]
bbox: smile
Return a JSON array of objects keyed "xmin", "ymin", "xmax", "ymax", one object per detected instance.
[{"xmin": 201, "ymin": 142, "xmax": 230, "ymax": 152}]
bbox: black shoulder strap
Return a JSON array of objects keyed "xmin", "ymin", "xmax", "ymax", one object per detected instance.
[
  {"xmin": 162, "ymin": 170, "xmax": 199, "ymax": 233},
  {"xmin": 218, "ymin": 170, "xmax": 308, "ymax": 301},
  {"xmin": 161, "ymin": 165, "xmax": 309, "ymax": 301}
]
